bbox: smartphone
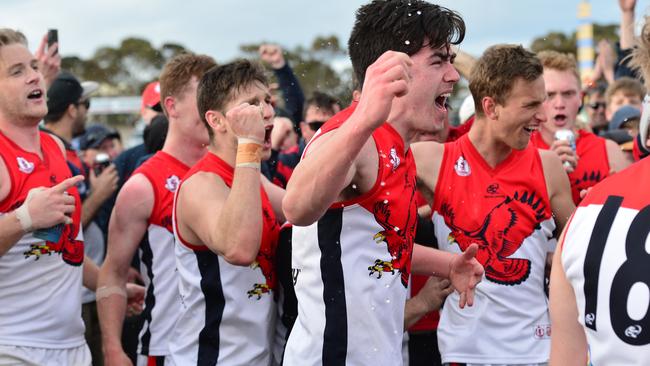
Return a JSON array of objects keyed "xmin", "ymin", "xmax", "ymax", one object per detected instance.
[
  {"xmin": 47, "ymin": 29, "xmax": 58, "ymax": 54},
  {"xmin": 93, "ymin": 153, "xmax": 111, "ymax": 176}
]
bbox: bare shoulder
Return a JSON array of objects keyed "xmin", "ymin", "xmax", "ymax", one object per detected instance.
[
  {"xmin": 604, "ymin": 138, "xmax": 630, "ymax": 172},
  {"xmin": 411, "ymin": 141, "xmax": 445, "ymax": 187},
  {"xmin": 0, "ymin": 156, "xmax": 9, "ymax": 203},
  {"xmin": 47, "ymin": 133, "xmax": 67, "ymax": 157},
  {"xmin": 539, "ymin": 148, "xmax": 564, "ymax": 173},
  {"xmin": 176, "ymin": 171, "xmax": 229, "ymax": 210},
  {"xmin": 114, "ymin": 173, "xmax": 154, "ymax": 220}
]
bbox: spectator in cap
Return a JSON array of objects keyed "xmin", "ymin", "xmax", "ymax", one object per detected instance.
[
  {"xmin": 79, "ymin": 124, "xmax": 123, "ymax": 163},
  {"xmin": 125, "ymin": 81, "xmax": 162, "ymax": 148}
]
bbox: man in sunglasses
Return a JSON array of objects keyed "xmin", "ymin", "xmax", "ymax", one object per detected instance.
[
  {"xmin": 271, "ymin": 92, "xmax": 340, "ymax": 188},
  {"xmin": 584, "ymin": 82, "xmax": 608, "ymax": 135}
]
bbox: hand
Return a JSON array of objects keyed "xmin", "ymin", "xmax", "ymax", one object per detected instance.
[
  {"xmin": 619, "ymin": 0, "xmax": 636, "ymax": 12},
  {"xmin": 354, "ymin": 51, "xmax": 412, "ymax": 130},
  {"xmin": 22, "ymin": 175, "xmax": 84, "ymax": 230},
  {"xmin": 449, "ymin": 243, "xmax": 484, "ymax": 309},
  {"xmin": 550, "ymin": 139, "xmax": 578, "ymax": 173},
  {"xmin": 411, "ymin": 276, "xmax": 453, "ymax": 312},
  {"xmin": 271, "ymin": 117, "xmax": 295, "ymax": 150},
  {"xmin": 103, "ymin": 347, "xmax": 133, "ymax": 366},
  {"xmin": 89, "ymin": 164, "xmax": 118, "ymax": 203},
  {"xmin": 259, "ymin": 44, "xmax": 286, "ymax": 69},
  {"xmin": 34, "ymin": 33, "xmax": 61, "ymax": 89},
  {"xmin": 226, "ymin": 103, "xmax": 266, "ymax": 142},
  {"xmin": 126, "ymin": 283, "xmax": 145, "ymax": 316},
  {"xmin": 579, "ymin": 187, "xmax": 593, "ymax": 200}
]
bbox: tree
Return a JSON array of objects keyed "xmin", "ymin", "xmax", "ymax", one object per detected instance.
[
  {"xmin": 239, "ymin": 35, "xmax": 353, "ymax": 106},
  {"xmin": 530, "ymin": 23, "xmax": 619, "ymax": 55},
  {"xmin": 61, "ymin": 37, "xmax": 188, "ymax": 95}
]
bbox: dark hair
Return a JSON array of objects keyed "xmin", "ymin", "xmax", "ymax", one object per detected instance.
[
  {"xmin": 159, "ymin": 53, "xmax": 216, "ymax": 117},
  {"xmin": 197, "ymin": 59, "xmax": 268, "ymax": 140},
  {"xmin": 348, "ymin": 0, "xmax": 465, "ymax": 88},
  {"xmin": 304, "ymin": 91, "xmax": 340, "ymax": 120},
  {"xmin": 469, "ymin": 44, "xmax": 543, "ymax": 116}
]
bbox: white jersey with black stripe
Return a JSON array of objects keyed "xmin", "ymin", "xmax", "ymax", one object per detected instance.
[
  {"xmin": 283, "ymin": 104, "xmax": 418, "ymax": 366},
  {"xmin": 561, "ymin": 158, "xmax": 650, "ymax": 365}
]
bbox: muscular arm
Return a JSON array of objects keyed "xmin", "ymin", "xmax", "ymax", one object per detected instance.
[
  {"xmin": 282, "ymin": 125, "xmax": 372, "ymax": 225},
  {"xmin": 97, "ymin": 174, "xmax": 153, "ymax": 360},
  {"xmin": 177, "ymin": 165, "xmax": 264, "ymax": 265},
  {"xmin": 83, "ymin": 255, "xmax": 100, "ymax": 291},
  {"xmin": 605, "ymin": 139, "xmax": 631, "ymax": 173},
  {"xmin": 549, "ymin": 226, "xmax": 588, "ymax": 365},
  {"xmin": 283, "ymin": 50, "xmax": 413, "ymax": 226}
]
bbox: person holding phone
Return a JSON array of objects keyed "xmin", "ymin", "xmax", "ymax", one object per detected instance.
[{"xmin": 0, "ymin": 28, "xmax": 143, "ymax": 366}]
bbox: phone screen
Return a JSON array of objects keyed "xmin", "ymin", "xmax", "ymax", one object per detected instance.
[{"xmin": 47, "ymin": 29, "xmax": 58, "ymax": 54}]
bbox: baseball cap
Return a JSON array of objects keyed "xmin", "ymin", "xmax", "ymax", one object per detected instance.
[
  {"xmin": 46, "ymin": 72, "xmax": 98, "ymax": 119},
  {"xmin": 78, "ymin": 124, "xmax": 120, "ymax": 150},
  {"xmin": 142, "ymin": 81, "xmax": 162, "ymax": 112},
  {"xmin": 609, "ymin": 105, "xmax": 641, "ymax": 130}
]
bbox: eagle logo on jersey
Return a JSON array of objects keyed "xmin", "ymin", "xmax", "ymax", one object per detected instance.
[
  {"xmin": 165, "ymin": 175, "xmax": 180, "ymax": 192},
  {"xmin": 389, "ymin": 147, "xmax": 400, "ymax": 171},
  {"xmin": 442, "ymin": 190, "xmax": 548, "ymax": 286},
  {"xmin": 454, "ymin": 156, "xmax": 471, "ymax": 177},
  {"xmin": 16, "ymin": 157, "xmax": 34, "ymax": 174},
  {"xmin": 572, "ymin": 170, "xmax": 604, "ymax": 199},
  {"xmin": 23, "ymin": 226, "xmax": 84, "ymax": 266},
  {"xmin": 369, "ymin": 175, "xmax": 416, "ymax": 288},
  {"xmin": 247, "ymin": 206, "xmax": 278, "ymax": 300}
]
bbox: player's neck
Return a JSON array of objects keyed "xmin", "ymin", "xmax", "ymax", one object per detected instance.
[
  {"xmin": 0, "ymin": 119, "xmax": 42, "ymax": 157},
  {"xmin": 162, "ymin": 131, "xmax": 207, "ymax": 168},
  {"xmin": 468, "ymin": 118, "xmax": 513, "ymax": 168}
]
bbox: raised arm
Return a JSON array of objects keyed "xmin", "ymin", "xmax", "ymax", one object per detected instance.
[{"xmin": 283, "ymin": 51, "xmax": 413, "ymax": 225}]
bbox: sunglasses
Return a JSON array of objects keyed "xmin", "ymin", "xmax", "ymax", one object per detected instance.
[
  {"xmin": 77, "ymin": 99, "xmax": 91, "ymax": 109},
  {"xmin": 589, "ymin": 102, "xmax": 606, "ymax": 110},
  {"xmin": 307, "ymin": 121, "xmax": 326, "ymax": 131}
]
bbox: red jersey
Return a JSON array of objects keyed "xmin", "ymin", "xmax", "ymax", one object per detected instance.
[
  {"xmin": 0, "ymin": 130, "xmax": 85, "ymax": 348},
  {"xmin": 130, "ymin": 151, "xmax": 189, "ymax": 355},
  {"xmin": 433, "ymin": 134, "xmax": 556, "ymax": 363},
  {"xmin": 0, "ymin": 131, "xmax": 83, "ymax": 265},
  {"xmin": 530, "ymin": 130, "xmax": 610, "ymax": 204}
]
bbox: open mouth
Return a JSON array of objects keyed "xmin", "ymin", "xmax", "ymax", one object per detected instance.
[
  {"xmin": 264, "ymin": 125, "xmax": 273, "ymax": 147},
  {"xmin": 435, "ymin": 93, "xmax": 450, "ymax": 111},
  {"xmin": 553, "ymin": 114, "xmax": 567, "ymax": 126},
  {"xmin": 523, "ymin": 126, "xmax": 538, "ymax": 133},
  {"xmin": 27, "ymin": 89, "xmax": 43, "ymax": 100}
]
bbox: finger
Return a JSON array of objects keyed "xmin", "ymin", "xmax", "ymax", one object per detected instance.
[
  {"xmin": 388, "ymin": 80, "xmax": 409, "ymax": 98},
  {"xmin": 52, "ymin": 175, "xmax": 84, "ymax": 193},
  {"xmin": 383, "ymin": 64, "xmax": 410, "ymax": 84},
  {"xmin": 443, "ymin": 287, "xmax": 454, "ymax": 296},
  {"xmin": 466, "ymin": 288, "xmax": 475, "ymax": 307},
  {"xmin": 458, "ymin": 291, "xmax": 467, "ymax": 309},
  {"xmin": 63, "ymin": 215, "xmax": 73, "ymax": 225},
  {"xmin": 462, "ymin": 243, "xmax": 479, "ymax": 261},
  {"xmin": 440, "ymin": 279, "xmax": 451, "ymax": 288},
  {"xmin": 36, "ymin": 34, "xmax": 48, "ymax": 57},
  {"xmin": 47, "ymin": 43, "xmax": 59, "ymax": 57},
  {"xmin": 61, "ymin": 204, "xmax": 76, "ymax": 215},
  {"xmin": 63, "ymin": 194, "xmax": 76, "ymax": 205}
]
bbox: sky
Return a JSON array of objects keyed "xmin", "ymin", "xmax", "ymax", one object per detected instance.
[{"xmin": 2, "ymin": 0, "xmax": 650, "ymax": 64}]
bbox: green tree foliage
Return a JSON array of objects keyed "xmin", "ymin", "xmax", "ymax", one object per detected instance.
[
  {"xmin": 61, "ymin": 37, "xmax": 188, "ymax": 95},
  {"xmin": 530, "ymin": 23, "xmax": 619, "ymax": 55},
  {"xmin": 240, "ymin": 35, "xmax": 353, "ymax": 106}
]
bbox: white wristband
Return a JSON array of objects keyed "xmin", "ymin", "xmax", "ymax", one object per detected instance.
[
  {"xmin": 237, "ymin": 137, "xmax": 263, "ymax": 146},
  {"xmin": 14, "ymin": 204, "xmax": 32, "ymax": 232},
  {"xmin": 96, "ymin": 285, "xmax": 127, "ymax": 301}
]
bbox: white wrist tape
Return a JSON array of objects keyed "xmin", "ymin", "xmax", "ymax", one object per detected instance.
[
  {"xmin": 96, "ymin": 285, "xmax": 127, "ymax": 301},
  {"xmin": 14, "ymin": 204, "xmax": 32, "ymax": 232},
  {"xmin": 237, "ymin": 137, "xmax": 263, "ymax": 146}
]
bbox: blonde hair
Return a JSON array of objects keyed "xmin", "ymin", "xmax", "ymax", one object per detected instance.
[
  {"xmin": 0, "ymin": 28, "xmax": 27, "ymax": 49},
  {"xmin": 537, "ymin": 50, "xmax": 580, "ymax": 86}
]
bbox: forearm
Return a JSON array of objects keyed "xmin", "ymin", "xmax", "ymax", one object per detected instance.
[
  {"xmin": 621, "ymin": 10, "xmax": 635, "ymax": 50},
  {"xmin": 82, "ymin": 255, "xmax": 99, "ymax": 291},
  {"xmin": 284, "ymin": 120, "xmax": 374, "ymax": 225},
  {"xmin": 0, "ymin": 212, "xmax": 26, "ymax": 256},
  {"xmin": 411, "ymin": 244, "xmax": 453, "ymax": 277},
  {"xmin": 96, "ymin": 263, "xmax": 129, "ymax": 353},
  {"xmin": 81, "ymin": 191, "xmax": 106, "ymax": 227},
  {"xmin": 403, "ymin": 296, "xmax": 431, "ymax": 330},
  {"xmin": 211, "ymin": 168, "xmax": 263, "ymax": 264}
]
